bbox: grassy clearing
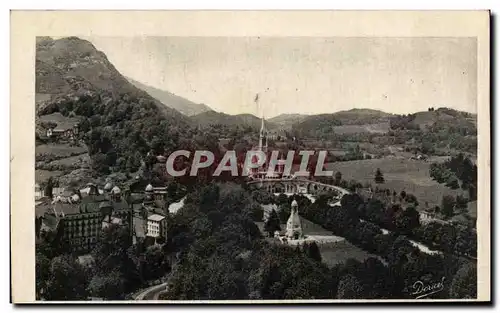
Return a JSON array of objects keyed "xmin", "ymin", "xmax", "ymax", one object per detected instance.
[
  {"xmin": 332, "ymin": 122, "xmax": 390, "ymax": 135},
  {"xmin": 38, "ymin": 112, "xmax": 80, "ymax": 124},
  {"xmin": 36, "ymin": 144, "xmax": 87, "ymax": 157},
  {"xmin": 323, "ymin": 158, "xmax": 467, "ymax": 209},
  {"xmin": 49, "ymin": 153, "xmax": 89, "ymax": 167},
  {"xmin": 317, "ymin": 241, "xmax": 379, "ymax": 267},
  {"xmin": 35, "ymin": 169, "xmax": 64, "ymax": 183}
]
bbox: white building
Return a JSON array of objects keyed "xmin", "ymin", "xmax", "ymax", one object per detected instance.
[
  {"xmin": 35, "ymin": 183, "xmax": 44, "ymax": 200},
  {"xmin": 146, "ymin": 213, "xmax": 167, "ymax": 238},
  {"xmin": 285, "ymin": 200, "xmax": 303, "ymax": 239}
]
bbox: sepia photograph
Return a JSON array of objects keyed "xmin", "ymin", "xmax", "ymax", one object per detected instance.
[{"xmin": 10, "ymin": 11, "xmax": 491, "ymax": 303}]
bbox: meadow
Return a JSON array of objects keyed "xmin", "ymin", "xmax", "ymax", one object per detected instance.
[
  {"xmin": 332, "ymin": 122, "xmax": 390, "ymax": 135},
  {"xmin": 323, "ymin": 157, "xmax": 467, "ymax": 209},
  {"xmin": 36, "ymin": 144, "xmax": 87, "ymax": 158}
]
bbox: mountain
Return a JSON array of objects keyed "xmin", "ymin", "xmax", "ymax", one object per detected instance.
[
  {"xmin": 291, "ymin": 114, "xmax": 343, "ymax": 139},
  {"xmin": 268, "ymin": 114, "xmax": 308, "ymax": 128},
  {"xmin": 35, "ymin": 36, "xmax": 194, "ymax": 183},
  {"xmin": 191, "ymin": 110, "xmax": 277, "ymax": 130},
  {"xmin": 330, "ymin": 109, "xmax": 393, "ymax": 125},
  {"xmin": 389, "ymin": 108, "xmax": 477, "ymax": 132},
  {"xmin": 412, "ymin": 108, "xmax": 476, "ymax": 129},
  {"xmin": 36, "ymin": 36, "xmax": 187, "ymax": 121},
  {"xmin": 126, "ymin": 77, "xmax": 212, "ymax": 116},
  {"xmin": 291, "ymin": 109, "xmax": 393, "ymax": 137}
]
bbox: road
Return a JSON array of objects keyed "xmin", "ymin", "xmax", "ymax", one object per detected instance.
[{"xmin": 134, "ymin": 282, "xmax": 169, "ymax": 300}]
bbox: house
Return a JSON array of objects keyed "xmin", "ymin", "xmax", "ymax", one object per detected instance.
[
  {"xmin": 268, "ymin": 130, "xmax": 288, "ymax": 141},
  {"xmin": 146, "ymin": 213, "xmax": 167, "ymax": 239},
  {"xmin": 46, "ymin": 123, "xmax": 79, "ymax": 140},
  {"xmin": 35, "ymin": 183, "xmax": 44, "ymax": 200},
  {"xmin": 131, "ymin": 183, "xmax": 169, "ymax": 243}
]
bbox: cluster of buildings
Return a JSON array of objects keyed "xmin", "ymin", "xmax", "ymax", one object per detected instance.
[
  {"xmin": 45, "ymin": 123, "xmax": 79, "ymax": 141},
  {"xmin": 35, "ymin": 181, "xmax": 171, "ymax": 253}
]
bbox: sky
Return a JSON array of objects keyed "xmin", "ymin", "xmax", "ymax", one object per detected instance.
[{"xmin": 85, "ymin": 36, "xmax": 477, "ymax": 118}]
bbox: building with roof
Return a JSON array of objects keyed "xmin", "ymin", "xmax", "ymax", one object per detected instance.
[
  {"xmin": 36, "ymin": 183, "xmax": 133, "ymax": 253},
  {"xmin": 46, "ymin": 122, "xmax": 79, "ymax": 140},
  {"xmin": 131, "ymin": 183, "xmax": 169, "ymax": 244},
  {"xmin": 35, "ymin": 183, "xmax": 44, "ymax": 200},
  {"xmin": 146, "ymin": 213, "xmax": 167, "ymax": 238}
]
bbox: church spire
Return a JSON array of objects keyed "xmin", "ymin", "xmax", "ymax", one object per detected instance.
[
  {"xmin": 258, "ymin": 110, "xmax": 267, "ymax": 152},
  {"xmin": 255, "ymin": 92, "xmax": 267, "ymax": 153}
]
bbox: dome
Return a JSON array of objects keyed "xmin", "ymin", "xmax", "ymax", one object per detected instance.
[
  {"xmin": 291, "ymin": 200, "xmax": 298, "ymax": 207},
  {"xmin": 111, "ymin": 186, "xmax": 121, "ymax": 194},
  {"xmin": 104, "ymin": 182, "xmax": 113, "ymax": 191},
  {"xmin": 145, "ymin": 184, "xmax": 154, "ymax": 192}
]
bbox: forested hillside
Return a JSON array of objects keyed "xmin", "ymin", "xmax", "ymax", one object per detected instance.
[{"xmin": 35, "ymin": 37, "xmax": 198, "ymax": 180}]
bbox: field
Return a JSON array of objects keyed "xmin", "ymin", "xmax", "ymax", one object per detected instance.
[
  {"xmin": 332, "ymin": 122, "xmax": 390, "ymax": 135},
  {"xmin": 36, "ymin": 144, "xmax": 87, "ymax": 158},
  {"xmin": 49, "ymin": 153, "xmax": 90, "ymax": 167},
  {"xmin": 323, "ymin": 157, "xmax": 467, "ymax": 209},
  {"xmin": 35, "ymin": 169, "xmax": 64, "ymax": 183},
  {"xmin": 297, "ymin": 217, "xmax": 380, "ymax": 266},
  {"xmin": 35, "ymin": 143, "xmax": 89, "ymax": 184},
  {"xmin": 318, "ymin": 241, "xmax": 382, "ymax": 267},
  {"xmin": 38, "ymin": 112, "xmax": 78, "ymax": 123}
]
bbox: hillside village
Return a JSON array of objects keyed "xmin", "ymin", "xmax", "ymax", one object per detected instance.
[{"xmin": 34, "ymin": 36, "xmax": 479, "ymax": 301}]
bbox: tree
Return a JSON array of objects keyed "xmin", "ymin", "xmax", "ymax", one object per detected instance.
[
  {"xmin": 400, "ymin": 190, "xmax": 407, "ymax": 201},
  {"xmin": 441, "ymin": 195, "xmax": 456, "ymax": 218},
  {"xmin": 44, "ymin": 255, "xmax": 89, "ymax": 300},
  {"xmin": 395, "ymin": 206, "xmax": 421, "ymax": 233},
  {"xmin": 264, "ymin": 209, "xmax": 281, "ymax": 237},
  {"xmin": 44, "ymin": 177, "xmax": 55, "ymax": 199},
  {"xmin": 88, "ymin": 270, "xmax": 126, "ymax": 300},
  {"xmin": 143, "ymin": 245, "xmax": 170, "ymax": 281},
  {"xmin": 303, "ymin": 241, "xmax": 322, "ymax": 263},
  {"xmin": 36, "ymin": 252, "xmax": 51, "ymax": 299},
  {"xmin": 334, "ymin": 171, "xmax": 342, "ymax": 185},
  {"xmin": 449, "ymin": 262, "xmax": 477, "ymax": 299},
  {"xmin": 374, "ymin": 168, "xmax": 385, "ymax": 184},
  {"xmin": 336, "ymin": 274, "xmax": 365, "ymax": 299},
  {"xmin": 278, "ymin": 203, "xmax": 291, "ymax": 224},
  {"xmin": 276, "ymin": 193, "xmax": 289, "ymax": 206},
  {"xmin": 446, "ymin": 176, "xmax": 460, "ymax": 189}
]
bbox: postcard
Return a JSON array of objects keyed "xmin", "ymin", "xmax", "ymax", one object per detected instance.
[{"xmin": 10, "ymin": 10, "xmax": 490, "ymax": 303}]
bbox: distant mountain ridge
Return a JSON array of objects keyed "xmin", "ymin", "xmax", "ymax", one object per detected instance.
[
  {"xmin": 191, "ymin": 110, "xmax": 278, "ymax": 130},
  {"xmin": 268, "ymin": 114, "xmax": 308, "ymax": 129},
  {"xmin": 126, "ymin": 77, "xmax": 213, "ymax": 116}
]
